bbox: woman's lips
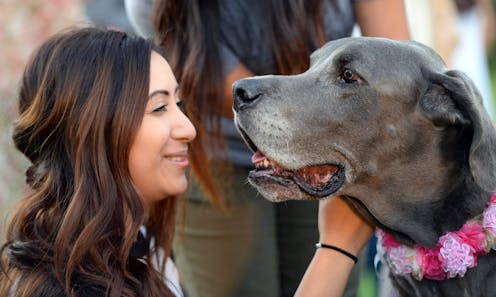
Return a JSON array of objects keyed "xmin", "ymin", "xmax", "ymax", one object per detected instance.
[{"xmin": 164, "ymin": 152, "xmax": 189, "ymax": 167}]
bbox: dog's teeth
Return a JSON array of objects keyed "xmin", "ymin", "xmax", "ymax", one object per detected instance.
[
  {"xmin": 255, "ymin": 159, "xmax": 281, "ymax": 170},
  {"xmin": 255, "ymin": 160, "xmax": 270, "ymax": 169}
]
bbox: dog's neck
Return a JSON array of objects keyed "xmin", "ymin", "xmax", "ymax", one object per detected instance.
[
  {"xmin": 376, "ymin": 193, "xmax": 496, "ymax": 281},
  {"xmin": 390, "ymin": 169, "xmax": 491, "ymax": 248}
]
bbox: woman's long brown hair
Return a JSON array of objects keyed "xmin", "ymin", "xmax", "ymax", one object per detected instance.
[
  {"xmin": 0, "ymin": 27, "xmax": 176, "ymax": 297},
  {"xmin": 152, "ymin": 0, "xmax": 325, "ymax": 205}
]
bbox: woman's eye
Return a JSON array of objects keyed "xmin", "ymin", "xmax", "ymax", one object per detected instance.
[
  {"xmin": 340, "ymin": 68, "xmax": 359, "ymax": 84},
  {"xmin": 152, "ymin": 105, "xmax": 167, "ymax": 113},
  {"xmin": 176, "ymin": 100, "xmax": 184, "ymax": 110}
]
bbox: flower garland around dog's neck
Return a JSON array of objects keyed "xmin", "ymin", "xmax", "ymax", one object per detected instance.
[{"xmin": 375, "ymin": 193, "xmax": 496, "ymax": 281}]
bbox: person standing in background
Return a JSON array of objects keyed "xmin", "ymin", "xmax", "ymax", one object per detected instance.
[{"xmin": 125, "ymin": 1, "xmax": 410, "ymax": 297}]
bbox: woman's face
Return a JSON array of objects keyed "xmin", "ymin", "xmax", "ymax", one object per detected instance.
[{"xmin": 128, "ymin": 51, "xmax": 196, "ymax": 207}]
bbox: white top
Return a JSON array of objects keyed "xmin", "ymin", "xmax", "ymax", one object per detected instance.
[{"xmin": 164, "ymin": 257, "xmax": 183, "ymax": 297}]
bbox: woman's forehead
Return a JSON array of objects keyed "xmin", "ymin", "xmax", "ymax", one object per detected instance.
[{"xmin": 149, "ymin": 51, "xmax": 177, "ymax": 93}]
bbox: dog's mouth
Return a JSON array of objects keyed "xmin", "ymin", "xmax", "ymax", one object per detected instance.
[
  {"xmin": 238, "ymin": 127, "xmax": 345, "ymax": 197},
  {"xmin": 251, "ymin": 151, "xmax": 344, "ymax": 197}
]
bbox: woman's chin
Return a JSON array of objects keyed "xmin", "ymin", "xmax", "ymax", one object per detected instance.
[
  {"xmin": 142, "ymin": 182, "xmax": 188, "ymax": 207},
  {"xmin": 166, "ymin": 178, "xmax": 188, "ymax": 197}
]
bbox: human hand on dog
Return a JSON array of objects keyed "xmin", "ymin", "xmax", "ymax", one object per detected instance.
[
  {"xmin": 318, "ymin": 196, "xmax": 374, "ymax": 256},
  {"xmin": 295, "ymin": 197, "xmax": 373, "ymax": 297}
]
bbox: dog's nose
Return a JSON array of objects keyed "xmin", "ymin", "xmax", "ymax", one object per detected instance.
[{"xmin": 233, "ymin": 79, "xmax": 262, "ymax": 112}]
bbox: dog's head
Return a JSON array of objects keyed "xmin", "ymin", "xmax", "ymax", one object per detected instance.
[{"xmin": 233, "ymin": 37, "xmax": 496, "ymax": 246}]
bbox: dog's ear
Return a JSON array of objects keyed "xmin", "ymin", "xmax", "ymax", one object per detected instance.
[{"xmin": 419, "ymin": 69, "xmax": 496, "ymax": 192}]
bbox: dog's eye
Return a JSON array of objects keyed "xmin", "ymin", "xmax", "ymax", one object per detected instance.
[{"xmin": 340, "ymin": 68, "xmax": 358, "ymax": 84}]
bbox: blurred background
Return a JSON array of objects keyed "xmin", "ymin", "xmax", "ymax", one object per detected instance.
[
  {"xmin": 0, "ymin": 1, "xmax": 496, "ymax": 296},
  {"xmin": 0, "ymin": 0, "xmax": 134, "ymax": 227}
]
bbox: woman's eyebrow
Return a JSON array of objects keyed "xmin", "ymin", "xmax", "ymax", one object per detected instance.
[
  {"xmin": 148, "ymin": 85, "xmax": 179, "ymax": 99},
  {"xmin": 148, "ymin": 89, "xmax": 169, "ymax": 99}
]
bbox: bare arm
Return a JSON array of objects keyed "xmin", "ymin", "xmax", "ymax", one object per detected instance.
[
  {"xmin": 354, "ymin": 0, "xmax": 411, "ymax": 40},
  {"xmin": 295, "ymin": 197, "xmax": 373, "ymax": 297}
]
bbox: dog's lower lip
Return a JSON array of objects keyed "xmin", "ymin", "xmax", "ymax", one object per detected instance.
[
  {"xmin": 294, "ymin": 165, "xmax": 345, "ymax": 197},
  {"xmin": 249, "ymin": 162, "xmax": 345, "ymax": 198}
]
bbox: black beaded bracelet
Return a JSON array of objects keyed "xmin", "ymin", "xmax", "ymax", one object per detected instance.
[{"xmin": 315, "ymin": 243, "xmax": 358, "ymax": 264}]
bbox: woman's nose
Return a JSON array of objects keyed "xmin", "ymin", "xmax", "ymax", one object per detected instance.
[{"xmin": 172, "ymin": 108, "xmax": 196, "ymax": 142}]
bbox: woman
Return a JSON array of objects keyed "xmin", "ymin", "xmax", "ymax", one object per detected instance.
[
  {"xmin": 0, "ymin": 25, "xmax": 374, "ymax": 297},
  {"xmin": 0, "ymin": 27, "xmax": 195, "ymax": 297},
  {"xmin": 125, "ymin": 1, "xmax": 409, "ymax": 296}
]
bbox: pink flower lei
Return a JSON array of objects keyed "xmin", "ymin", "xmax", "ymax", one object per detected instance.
[{"xmin": 376, "ymin": 193, "xmax": 496, "ymax": 281}]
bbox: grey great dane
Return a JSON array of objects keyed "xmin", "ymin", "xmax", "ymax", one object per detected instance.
[{"xmin": 232, "ymin": 37, "xmax": 496, "ymax": 297}]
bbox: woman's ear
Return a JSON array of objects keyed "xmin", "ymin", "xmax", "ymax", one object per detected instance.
[{"xmin": 419, "ymin": 69, "xmax": 496, "ymax": 192}]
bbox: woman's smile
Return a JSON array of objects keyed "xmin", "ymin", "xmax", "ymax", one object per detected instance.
[{"xmin": 164, "ymin": 151, "xmax": 189, "ymax": 167}]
